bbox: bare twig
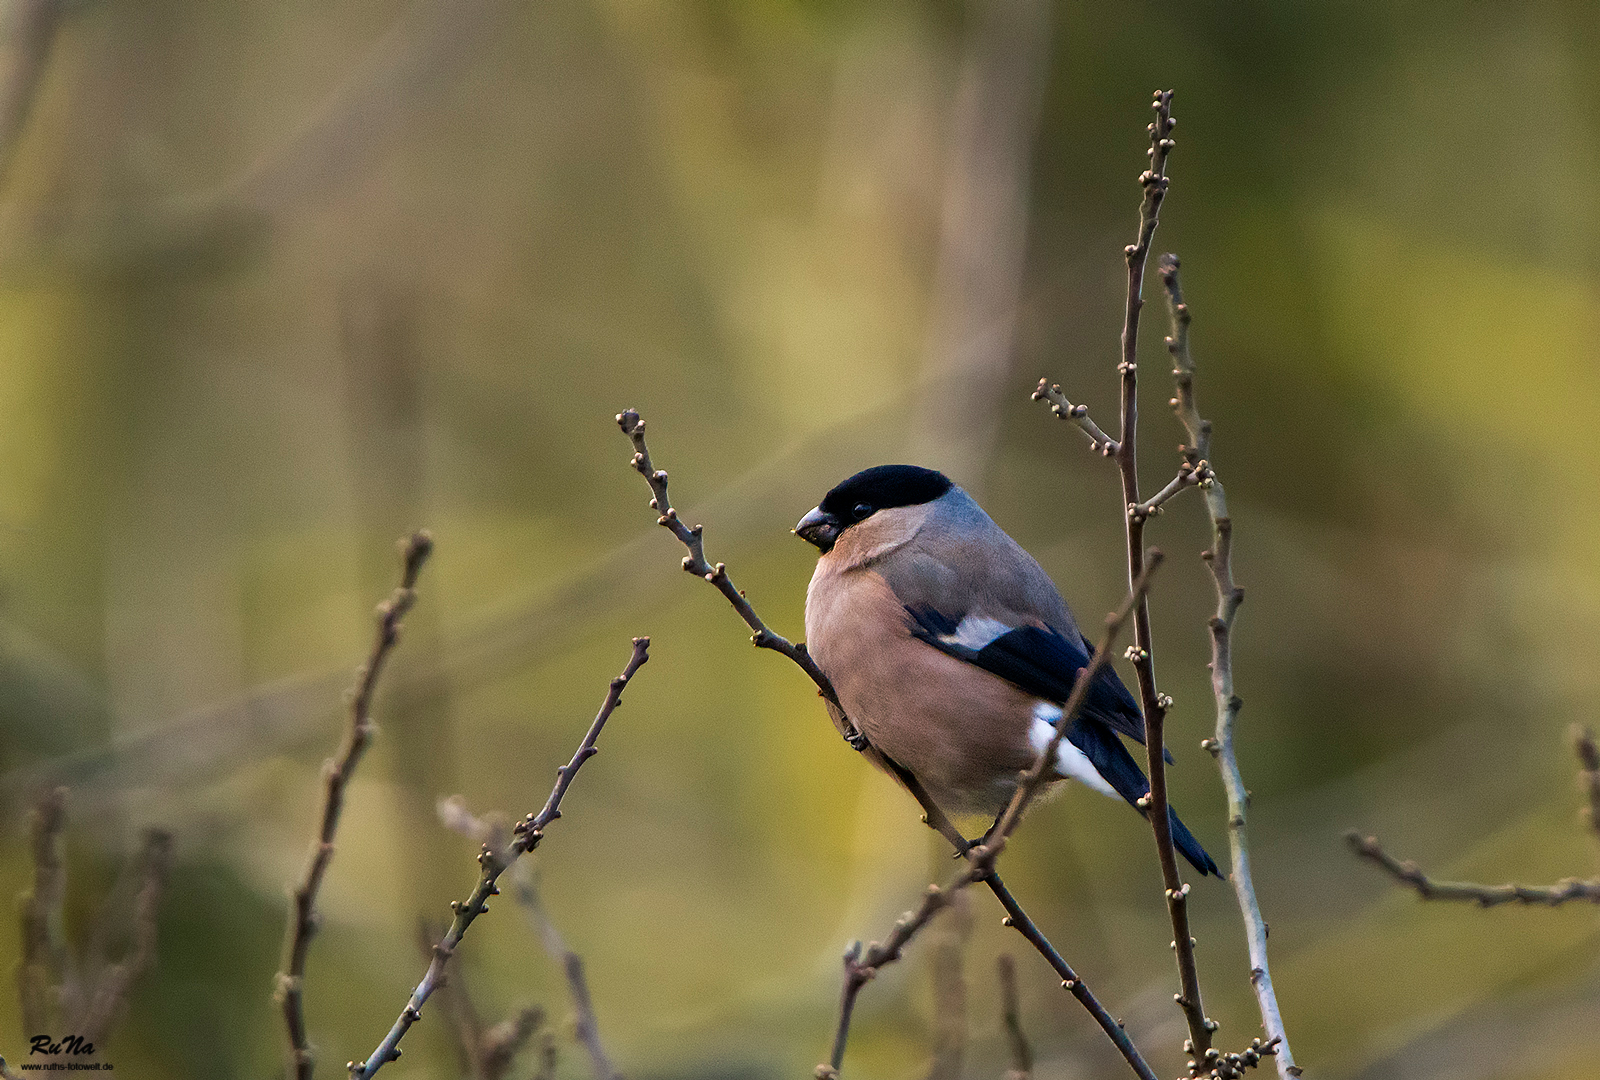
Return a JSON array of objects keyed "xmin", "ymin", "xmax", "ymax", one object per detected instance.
[
  {"xmin": 615, "ymin": 409, "xmax": 862, "ymax": 746},
  {"xmin": 1031, "ymin": 381, "xmax": 1118, "ymax": 456},
  {"xmin": 277, "ymin": 530, "xmax": 433, "ymax": 1080},
  {"xmin": 1161, "ymin": 256, "xmax": 1297, "ymax": 1077},
  {"xmin": 18, "ymin": 786, "xmax": 69, "ymax": 1034},
  {"xmin": 350, "ymin": 636, "xmax": 649, "ymax": 1080},
  {"xmin": 1344, "ymin": 832, "xmax": 1600, "ymax": 906},
  {"xmin": 819, "ymin": 560, "xmax": 1163, "ymax": 1080},
  {"xmin": 1574, "ymin": 725, "xmax": 1600, "ymax": 848},
  {"xmin": 996, "ymin": 955, "xmax": 1032, "ymax": 1080},
  {"xmin": 0, "ymin": 1056, "xmax": 20, "ymax": 1080},
  {"xmin": 617, "ymin": 410, "xmax": 1157, "ymax": 1080},
  {"xmin": 1111, "ymin": 90, "xmax": 1213, "ymax": 1059},
  {"xmin": 511, "ymin": 862, "xmax": 622, "ymax": 1080}
]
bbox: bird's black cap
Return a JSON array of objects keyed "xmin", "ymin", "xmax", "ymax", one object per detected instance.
[{"xmin": 818, "ymin": 465, "xmax": 953, "ymax": 521}]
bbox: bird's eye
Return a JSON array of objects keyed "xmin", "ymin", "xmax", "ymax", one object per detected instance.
[{"xmin": 853, "ymin": 502, "xmax": 872, "ymax": 520}]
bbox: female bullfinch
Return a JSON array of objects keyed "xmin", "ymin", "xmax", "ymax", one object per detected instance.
[{"xmin": 795, "ymin": 464, "xmax": 1219, "ymax": 878}]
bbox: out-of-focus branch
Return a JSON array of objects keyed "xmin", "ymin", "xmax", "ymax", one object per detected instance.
[
  {"xmin": 18, "ymin": 785, "xmax": 69, "ymax": 1034},
  {"xmin": 819, "ymin": 561, "xmax": 1163, "ymax": 1080},
  {"xmin": 996, "ymin": 955, "xmax": 1032, "ymax": 1080},
  {"xmin": 16, "ymin": 788, "xmax": 172, "ymax": 1054},
  {"xmin": 1344, "ymin": 832, "xmax": 1600, "ymax": 906},
  {"xmin": 1574, "ymin": 725, "xmax": 1600, "ymax": 848},
  {"xmin": 1161, "ymin": 256, "xmax": 1297, "ymax": 1078},
  {"xmin": 616, "ymin": 410, "xmax": 1156, "ymax": 1080},
  {"xmin": 0, "ymin": 1056, "xmax": 21, "ymax": 1080},
  {"xmin": 351, "ymin": 636, "xmax": 649, "ymax": 1080},
  {"xmin": 921, "ymin": 890, "xmax": 971, "ymax": 1080},
  {"xmin": 511, "ymin": 862, "xmax": 622, "ymax": 1080},
  {"xmin": 76, "ymin": 828, "xmax": 173, "ymax": 1047},
  {"xmin": 416, "ymin": 918, "xmax": 546, "ymax": 1080},
  {"xmin": 0, "ymin": 0, "xmax": 68, "ymax": 186},
  {"xmin": 277, "ymin": 530, "xmax": 433, "ymax": 1080}
]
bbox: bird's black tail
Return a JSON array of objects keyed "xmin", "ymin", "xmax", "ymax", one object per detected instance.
[{"xmin": 1067, "ymin": 717, "xmax": 1222, "ymax": 879}]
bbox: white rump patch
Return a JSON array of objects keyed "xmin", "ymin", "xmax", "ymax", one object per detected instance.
[
  {"xmin": 1030, "ymin": 704, "xmax": 1116, "ymax": 798},
  {"xmin": 942, "ymin": 614, "xmax": 1012, "ymax": 651}
]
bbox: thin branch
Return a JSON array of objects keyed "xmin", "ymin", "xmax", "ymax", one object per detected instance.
[
  {"xmin": 511, "ymin": 862, "xmax": 622, "ymax": 1080},
  {"xmin": 1031, "ymin": 380, "xmax": 1118, "ymax": 456},
  {"xmin": 416, "ymin": 917, "xmax": 485, "ymax": 1079},
  {"xmin": 819, "ymin": 560, "xmax": 1163, "ymax": 1080},
  {"xmin": 18, "ymin": 785, "xmax": 69, "ymax": 1035},
  {"xmin": 1573, "ymin": 725, "xmax": 1600, "ymax": 848},
  {"xmin": 75, "ymin": 828, "xmax": 173, "ymax": 1047},
  {"xmin": 0, "ymin": 1057, "xmax": 20, "ymax": 1080},
  {"xmin": 617, "ymin": 410, "xmax": 1157, "ymax": 1080},
  {"xmin": 350, "ymin": 636, "xmax": 650, "ymax": 1080},
  {"xmin": 1109, "ymin": 89, "xmax": 1214, "ymax": 1060},
  {"xmin": 1161, "ymin": 255, "xmax": 1298, "ymax": 1077},
  {"xmin": 996, "ymin": 955, "xmax": 1032, "ymax": 1080},
  {"xmin": 277, "ymin": 530, "xmax": 433, "ymax": 1080},
  {"xmin": 1344, "ymin": 832, "xmax": 1600, "ymax": 906},
  {"xmin": 1130, "ymin": 461, "xmax": 1211, "ymax": 524}
]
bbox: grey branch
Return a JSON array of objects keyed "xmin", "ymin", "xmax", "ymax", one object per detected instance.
[
  {"xmin": 350, "ymin": 636, "xmax": 649, "ymax": 1080},
  {"xmin": 76, "ymin": 828, "xmax": 173, "ymax": 1047},
  {"xmin": 1345, "ymin": 832, "xmax": 1600, "ymax": 906},
  {"xmin": 819, "ymin": 559, "xmax": 1163, "ymax": 1080},
  {"xmin": 277, "ymin": 530, "xmax": 433, "ymax": 1080},
  {"xmin": 996, "ymin": 955, "xmax": 1032, "ymax": 1080},
  {"xmin": 511, "ymin": 862, "xmax": 622, "ymax": 1080},
  {"xmin": 616, "ymin": 410, "xmax": 1156, "ymax": 1080},
  {"xmin": 1160, "ymin": 255, "xmax": 1298, "ymax": 1078}
]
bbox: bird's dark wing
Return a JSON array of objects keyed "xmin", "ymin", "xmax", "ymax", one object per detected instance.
[
  {"xmin": 1063, "ymin": 717, "xmax": 1220, "ymax": 877},
  {"xmin": 906, "ymin": 607, "xmax": 1173, "ymax": 764}
]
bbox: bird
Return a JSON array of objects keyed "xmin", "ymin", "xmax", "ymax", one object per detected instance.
[{"xmin": 794, "ymin": 464, "xmax": 1220, "ymax": 878}]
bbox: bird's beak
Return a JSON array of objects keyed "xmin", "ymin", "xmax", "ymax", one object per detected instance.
[{"xmin": 794, "ymin": 506, "xmax": 842, "ymax": 553}]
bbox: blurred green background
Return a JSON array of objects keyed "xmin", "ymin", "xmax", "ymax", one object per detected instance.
[{"xmin": 1, "ymin": 1, "xmax": 1599, "ymax": 1077}]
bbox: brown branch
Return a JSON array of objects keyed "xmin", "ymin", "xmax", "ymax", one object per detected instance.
[
  {"xmin": 819, "ymin": 560, "xmax": 1163, "ymax": 1080},
  {"xmin": 1344, "ymin": 832, "xmax": 1600, "ymax": 906},
  {"xmin": 1109, "ymin": 89, "xmax": 1213, "ymax": 1060},
  {"xmin": 996, "ymin": 955, "xmax": 1032, "ymax": 1080},
  {"xmin": 1161, "ymin": 256, "xmax": 1297, "ymax": 1077},
  {"xmin": 350, "ymin": 636, "xmax": 649, "ymax": 1080},
  {"xmin": 617, "ymin": 410, "xmax": 1157, "ymax": 1080},
  {"xmin": 75, "ymin": 828, "xmax": 173, "ymax": 1047},
  {"xmin": 417, "ymin": 915, "xmax": 547, "ymax": 1080},
  {"xmin": 18, "ymin": 785, "xmax": 69, "ymax": 1035},
  {"xmin": 276, "ymin": 530, "xmax": 433, "ymax": 1080},
  {"xmin": 1574, "ymin": 725, "xmax": 1600, "ymax": 848},
  {"xmin": 511, "ymin": 862, "xmax": 622, "ymax": 1080}
]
